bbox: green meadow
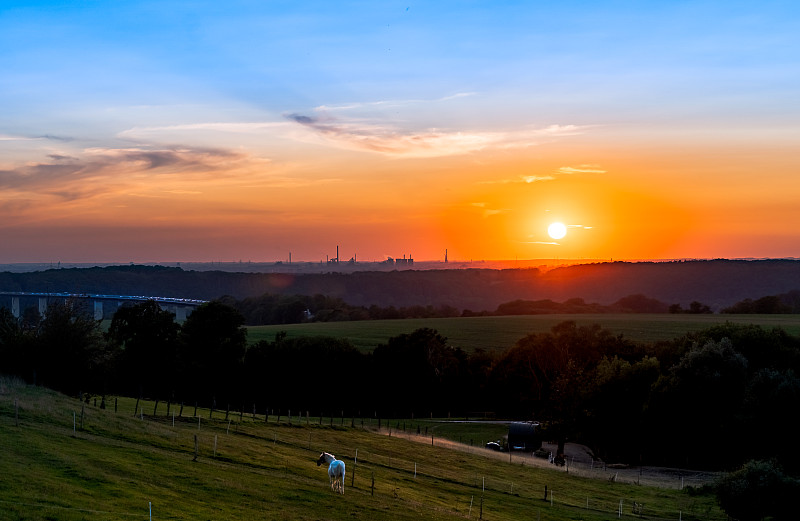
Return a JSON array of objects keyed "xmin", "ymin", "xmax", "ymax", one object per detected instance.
[
  {"xmin": 247, "ymin": 313, "xmax": 800, "ymax": 352},
  {"xmin": 1, "ymin": 377, "xmax": 726, "ymax": 520}
]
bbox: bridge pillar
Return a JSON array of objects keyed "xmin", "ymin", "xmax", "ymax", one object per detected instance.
[
  {"xmin": 38, "ymin": 297, "xmax": 48, "ymax": 316},
  {"xmin": 94, "ymin": 300, "xmax": 104, "ymax": 321},
  {"xmin": 175, "ymin": 306, "xmax": 187, "ymax": 322},
  {"xmin": 11, "ymin": 297, "xmax": 20, "ymax": 318}
]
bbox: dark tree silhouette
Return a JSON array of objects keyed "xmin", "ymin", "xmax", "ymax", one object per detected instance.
[
  {"xmin": 178, "ymin": 301, "xmax": 247, "ymax": 404},
  {"xmin": 34, "ymin": 300, "xmax": 105, "ymax": 395},
  {"xmin": 106, "ymin": 300, "xmax": 179, "ymax": 398}
]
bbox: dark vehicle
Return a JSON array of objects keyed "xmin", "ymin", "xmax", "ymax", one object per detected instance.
[
  {"xmin": 485, "ymin": 441, "xmax": 503, "ymax": 451},
  {"xmin": 507, "ymin": 421, "xmax": 542, "ymax": 452}
]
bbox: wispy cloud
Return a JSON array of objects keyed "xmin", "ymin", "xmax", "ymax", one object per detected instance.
[
  {"xmin": 117, "ymin": 121, "xmax": 288, "ymax": 139},
  {"xmin": 483, "ymin": 163, "xmax": 605, "ymax": 185},
  {"xmin": 555, "ymin": 164, "xmax": 607, "ymax": 174},
  {"xmin": 0, "ymin": 145, "xmax": 267, "ymax": 203},
  {"xmin": 285, "ymin": 112, "xmax": 587, "ymax": 158},
  {"xmin": 522, "ymin": 175, "xmax": 556, "ymax": 183},
  {"xmin": 314, "ymin": 92, "xmax": 477, "ymax": 112},
  {"xmin": 471, "ymin": 202, "xmax": 510, "ymax": 217},
  {"xmin": 0, "ymin": 133, "xmax": 73, "ymax": 142}
]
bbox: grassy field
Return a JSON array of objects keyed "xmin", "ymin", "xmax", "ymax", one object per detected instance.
[
  {"xmin": 1, "ymin": 377, "xmax": 726, "ymax": 520},
  {"xmin": 247, "ymin": 313, "xmax": 800, "ymax": 352}
]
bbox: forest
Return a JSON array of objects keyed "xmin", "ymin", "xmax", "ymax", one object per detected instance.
[{"xmin": 2, "ymin": 297, "xmax": 799, "ymax": 480}]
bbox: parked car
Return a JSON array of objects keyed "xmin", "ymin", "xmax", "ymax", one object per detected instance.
[{"xmin": 485, "ymin": 441, "xmax": 503, "ymax": 451}]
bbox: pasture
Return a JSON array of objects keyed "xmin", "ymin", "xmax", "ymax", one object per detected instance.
[
  {"xmin": 247, "ymin": 313, "xmax": 800, "ymax": 352},
  {"xmin": 1, "ymin": 377, "xmax": 726, "ymax": 520}
]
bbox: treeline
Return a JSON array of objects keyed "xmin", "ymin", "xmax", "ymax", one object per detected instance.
[
  {"xmin": 218, "ymin": 289, "xmax": 800, "ymax": 326},
  {"xmin": 2, "ymin": 298, "xmax": 800, "ymax": 475},
  {"xmin": 721, "ymin": 290, "xmax": 800, "ymax": 314},
  {"xmin": 219, "ymin": 292, "xmax": 715, "ymax": 325}
]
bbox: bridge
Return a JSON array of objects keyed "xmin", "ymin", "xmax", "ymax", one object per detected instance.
[{"xmin": 0, "ymin": 291, "xmax": 208, "ymax": 322}]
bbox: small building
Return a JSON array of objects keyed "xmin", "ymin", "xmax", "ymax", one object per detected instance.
[{"xmin": 507, "ymin": 422, "xmax": 541, "ymax": 451}]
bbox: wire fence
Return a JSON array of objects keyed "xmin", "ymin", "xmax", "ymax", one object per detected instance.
[{"xmin": 3, "ymin": 392, "xmax": 726, "ymax": 521}]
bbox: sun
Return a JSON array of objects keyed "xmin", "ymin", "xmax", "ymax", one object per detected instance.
[{"xmin": 548, "ymin": 222, "xmax": 567, "ymax": 240}]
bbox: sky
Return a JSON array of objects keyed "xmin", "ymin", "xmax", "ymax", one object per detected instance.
[{"xmin": 1, "ymin": 1, "xmax": 798, "ymax": 264}]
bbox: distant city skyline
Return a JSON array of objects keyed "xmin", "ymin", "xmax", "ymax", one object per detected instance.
[{"xmin": 2, "ymin": 1, "xmax": 798, "ymax": 263}]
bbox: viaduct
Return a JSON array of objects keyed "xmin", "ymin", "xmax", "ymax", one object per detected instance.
[{"xmin": 0, "ymin": 292, "xmax": 207, "ymax": 322}]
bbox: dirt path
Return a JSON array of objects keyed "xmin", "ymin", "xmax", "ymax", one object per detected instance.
[{"xmin": 377, "ymin": 427, "xmax": 720, "ymax": 489}]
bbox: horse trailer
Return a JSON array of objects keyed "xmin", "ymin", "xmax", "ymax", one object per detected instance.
[{"xmin": 507, "ymin": 421, "xmax": 542, "ymax": 451}]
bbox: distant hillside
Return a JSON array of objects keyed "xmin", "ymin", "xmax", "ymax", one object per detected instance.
[{"xmin": 2, "ymin": 259, "xmax": 800, "ymax": 312}]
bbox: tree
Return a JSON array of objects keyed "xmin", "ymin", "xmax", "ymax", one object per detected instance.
[
  {"xmin": 716, "ymin": 460, "xmax": 800, "ymax": 521},
  {"xmin": 34, "ymin": 300, "xmax": 105, "ymax": 395},
  {"xmin": 105, "ymin": 300, "xmax": 179, "ymax": 398},
  {"xmin": 688, "ymin": 301, "xmax": 712, "ymax": 314},
  {"xmin": 586, "ymin": 355, "xmax": 661, "ymax": 462},
  {"xmin": 178, "ymin": 301, "xmax": 247, "ymax": 404},
  {"xmin": 648, "ymin": 338, "xmax": 748, "ymax": 467},
  {"xmin": 244, "ymin": 334, "xmax": 363, "ymax": 414},
  {"xmin": 0, "ymin": 308, "xmax": 27, "ymax": 379},
  {"xmin": 372, "ymin": 328, "xmax": 467, "ymax": 416},
  {"xmin": 742, "ymin": 368, "xmax": 800, "ymax": 471}
]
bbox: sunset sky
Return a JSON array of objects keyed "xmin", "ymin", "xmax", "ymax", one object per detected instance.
[{"xmin": 1, "ymin": 1, "xmax": 798, "ymax": 263}]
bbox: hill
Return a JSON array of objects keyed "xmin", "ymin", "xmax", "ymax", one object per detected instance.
[
  {"xmin": 1, "ymin": 377, "xmax": 725, "ymax": 520},
  {"xmin": 2, "ymin": 259, "xmax": 800, "ymax": 312}
]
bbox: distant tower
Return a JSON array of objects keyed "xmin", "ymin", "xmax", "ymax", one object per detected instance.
[{"xmin": 445, "ymin": 249, "xmax": 448, "ymax": 263}]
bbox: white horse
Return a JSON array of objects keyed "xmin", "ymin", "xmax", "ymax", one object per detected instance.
[{"xmin": 317, "ymin": 452, "xmax": 346, "ymax": 494}]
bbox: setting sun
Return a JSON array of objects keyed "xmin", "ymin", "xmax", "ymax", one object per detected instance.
[{"xmin": 548, "ymin": 222, "xmax": 567, "ymax": 240}]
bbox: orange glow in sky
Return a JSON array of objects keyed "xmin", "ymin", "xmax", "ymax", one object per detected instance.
[{"xmin": 1, "ymin": 2, "xmax": 798, "ymax": 263}]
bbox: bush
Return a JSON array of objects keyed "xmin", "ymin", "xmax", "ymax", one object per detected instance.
[{"xmin": 715, "ymin": 459, "xmax": 800, "ymax": 520}]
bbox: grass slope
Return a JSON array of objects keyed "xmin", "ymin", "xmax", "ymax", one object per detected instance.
[
  {"xmin": 2, "ymin": 377, "xmax": 725, "ymax": 520},
  {"xmin": 247, "ymin": 313, "xmax": 800, "ymax": 352}
]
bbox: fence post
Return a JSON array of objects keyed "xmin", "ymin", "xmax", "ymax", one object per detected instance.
[
  {"xmin": 15, "ymin": 398, "xmax": 19, "ymax": 427},
  {"xmin": 371, "ymin": 472, "xmax": 375, "ymax": 496}
]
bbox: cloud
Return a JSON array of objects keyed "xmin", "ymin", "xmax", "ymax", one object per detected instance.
[
  {"xmin": 555, "ymin": 164, "xmax": 607, "ymax": 174},
  {"xmin": 0, "ymin": 134, "xmax": 73, "ymax": 142},
  {"xmin": 285, "ymin": 112, "xmax": 587, "ymax": 158},
  {"xmin": 117, "ymin": 121, "xmax": 289, "ymax": 140},
  {"xmin": 523, "ymin": 175, "xmax": 556, "ymax": 183},
  {"xmin": 471, "ymin": 202, "xmax": 509, "ymax": 217},
  {"xmin": 314, "ymin": 92, "xmax": 477, "ymax": 112},
  {"xmin": 0, "ymin": 145, "xmax": 266, "ymax": 203},
  {"xmin": 484, "ymin": 163, "xmax": 604, "ymax": 185}
]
